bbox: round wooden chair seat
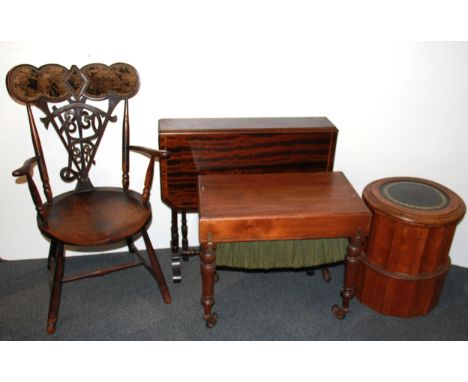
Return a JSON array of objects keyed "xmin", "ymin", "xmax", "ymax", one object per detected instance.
[{"xmin": 39, "ymin": 188, "xmax": 151, "ymax": 246}]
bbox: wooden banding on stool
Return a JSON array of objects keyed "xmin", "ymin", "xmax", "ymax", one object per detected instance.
[{"xmin": 356, "ymin": 177, "xmax": 466, "ymax": 318}]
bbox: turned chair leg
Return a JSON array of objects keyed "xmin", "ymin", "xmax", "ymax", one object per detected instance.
[
  {"xmin": 47, "ymin": 242, "xmax": 64, "ymax": 334},
  {"xmin": 47, "ymin": 240, "xmax": 57, "ymax": 271},
  {"xmin": 142, "ymin": 229, "xmax": 172, "ymax": 304}
]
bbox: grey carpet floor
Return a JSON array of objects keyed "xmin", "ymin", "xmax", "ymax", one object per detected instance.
[{"xmin": 1, "ymin": 249, "xmax": 467, "ymax": 340}]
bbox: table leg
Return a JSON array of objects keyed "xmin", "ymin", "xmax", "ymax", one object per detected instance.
[
  {"xmin": 170, "ymin": 209, "xmax": 181, "ymax": 283},
  {"xmin": 179, "ymin": 211, "xmax": 201, "ymax": 260},
  {"xmin": 181, "ymin": 211, "xmax": 189, "ymax": 254},
  {"xmin": 200, "ymin": 235, "xmax": 218, "ymax": 328},
  {"xmin": 332, "ymin": 230, "xmax": 363, "ymax": 319}
]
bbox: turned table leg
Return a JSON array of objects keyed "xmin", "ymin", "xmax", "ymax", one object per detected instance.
[
  {"xmin": 179, "ymin": 211, "xmax": 201, "ymax": 258},
  {"xmin": 332, "ymin": 230, "xmax": 363, "ymax": 319},
  {"xmin": 181, "ymin": 211, "xmax": 189, "ymax": 256},
  {"xmin": 170, "ymin": 209, "xmax": 181, "ymax": 283},
  {"xmin": 200, "ymin": 235, "xmax": 218, "ymax": 328}
]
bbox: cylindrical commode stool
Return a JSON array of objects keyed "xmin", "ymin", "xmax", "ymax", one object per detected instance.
[{"xmin": 356, "ymin": 177, "xmax": 465, "ymax": 317}]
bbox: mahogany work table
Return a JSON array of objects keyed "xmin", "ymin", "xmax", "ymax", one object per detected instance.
[{"xmin": 198, "ymin": 171, "xmax": 372, "ymax": 327}]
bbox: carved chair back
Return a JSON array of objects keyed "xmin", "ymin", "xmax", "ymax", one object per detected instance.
[{"xmin": 6, "ymin": 63, "xmax": 139, "ymax": 196}]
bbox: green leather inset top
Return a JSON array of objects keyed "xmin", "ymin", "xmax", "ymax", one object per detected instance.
[{"xmin": 380, "ymin": 181, "xmax": 449, "ymax": 210}]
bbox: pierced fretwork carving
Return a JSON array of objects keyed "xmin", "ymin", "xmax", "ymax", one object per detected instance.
[{"xmin": 38, "ymin": 97, "xmax": 119, "ymax": 189}]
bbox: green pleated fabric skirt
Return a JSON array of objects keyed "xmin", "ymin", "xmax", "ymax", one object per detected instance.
[{"xmin": 216, "ymin": 238, "xmax": 348, "ymax": 269}]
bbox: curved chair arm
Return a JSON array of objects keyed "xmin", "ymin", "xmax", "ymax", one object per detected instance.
[
  {"xmin": 129, "ymin": 146, "xmax": 171, "ymax": 160},
  {"xmin": 129, "ymin": 146, "xmax": 171, "ymax": 205},
  {"xmin": 12, "ymin": 156, "xmax": 45, "ymax": 220},
  {"xmin": 12, "ymin": 156, "xmax": 37, "ymax": 177}
]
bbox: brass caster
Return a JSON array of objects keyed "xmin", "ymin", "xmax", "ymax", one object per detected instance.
[
  {"xmin": 332, "ymin": 304, "xmax": 347, "ymax": 320},
  {"xmin": 204, "ymin": 312, "xmax": 218, "ymax": 328}
]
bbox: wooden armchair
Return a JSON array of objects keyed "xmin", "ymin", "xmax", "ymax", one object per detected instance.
[{"xmin": 6, "ymin": 63, "xmax": 171, "ymax": 334}]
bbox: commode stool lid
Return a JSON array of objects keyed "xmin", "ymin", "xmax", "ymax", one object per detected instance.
[{"xmin": 363, "ymin": 177, "xmax": 465, "ymax": 226}]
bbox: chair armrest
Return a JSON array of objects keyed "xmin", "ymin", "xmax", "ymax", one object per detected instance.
[
  {"xmin": 12, "ymin": 157, "xmax": 37, "ymax": 177},
  {"xmin": 11, "ymin": 156, "xmax": 45, "ymax": 220},
  {"xmin": 129, "ymin": 146, "xmax": 170, "ymax": 160},
  {"xmin": 128, "ymin": 146, "xmax": 170, "ymax": 205}
]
